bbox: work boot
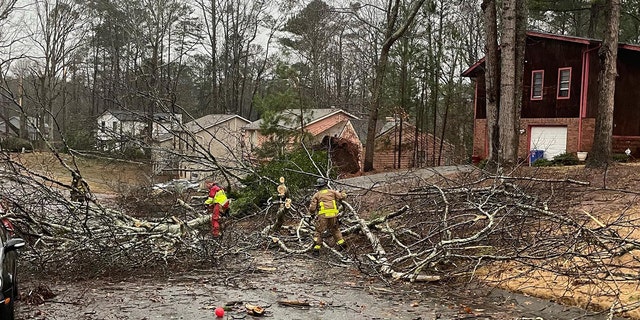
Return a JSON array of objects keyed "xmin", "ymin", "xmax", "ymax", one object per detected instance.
[
  {"xmin": 312, "ymin": 244, "xmax": 321, "ymax": 257},
  {"xmin": 336, "ymin": 240, "xmax": 347, "ymax": 251}
]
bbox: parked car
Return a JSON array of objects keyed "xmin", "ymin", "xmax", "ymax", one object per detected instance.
[
  {"xmin": 152, "ymin": 179, "xmax": 200, "ymax": 194},
  {"xmin": 0, "ymin": 218, "xmax": 25, "ymax": 320}
]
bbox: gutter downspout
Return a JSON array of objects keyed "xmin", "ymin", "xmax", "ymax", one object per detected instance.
[{"xmin": 579, "ymin": 44, "xmax": 601, "ymax": 151}]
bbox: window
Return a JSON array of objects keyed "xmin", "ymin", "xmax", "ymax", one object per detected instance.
[
  {"xmin": 100, "ymin": 121, "xmax": 106, "ymax": 132},
  {"xmin": 557, "ymin": 67, "xmax": 571, "ymax": 99},
  {"xmin": 112, "ymin": 121, "xmax": 117, "ymax": 132},
  {"xmin": 531, "ymin": 70, "xmax": 544, "ymax": 100}
]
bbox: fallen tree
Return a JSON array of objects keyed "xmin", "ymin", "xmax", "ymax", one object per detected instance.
[{"xmin": 4, "ymin": 150, "xmax": 640, "ymax": 318}]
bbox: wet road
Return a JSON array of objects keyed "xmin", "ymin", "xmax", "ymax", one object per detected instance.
[{"xmin": 17, "ymin": 252, "xmax": 620, "ymax": 320}]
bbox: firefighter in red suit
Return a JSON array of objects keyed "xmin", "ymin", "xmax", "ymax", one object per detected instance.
[{"xmin": 204, "ymin": 180, "xmax": 229, "ymax": 237}]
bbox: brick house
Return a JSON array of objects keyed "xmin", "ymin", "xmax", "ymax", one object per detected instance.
[
  {"xmin": 243, "ymin": 108, "xmax": 362, "ymax": 171},
  {"xmin": 462, "ymin": 31, "xmax": 640, "ymax": 161},
  {"xmin": 372, "ymin": 117, "xmax": 454, "ymax": 170}
]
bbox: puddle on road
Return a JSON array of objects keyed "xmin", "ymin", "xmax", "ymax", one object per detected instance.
[{"xmin": 17, "ymin": 253, "xmax": 619, "ymax": 320}]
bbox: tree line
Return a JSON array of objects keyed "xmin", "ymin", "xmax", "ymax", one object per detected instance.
[{"xmin": 0, "ymin": 0, "xmax": 635, "ymax": 169}]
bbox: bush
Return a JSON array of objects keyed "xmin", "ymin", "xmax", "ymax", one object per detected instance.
[
  {"xmin": 552, "ymin": 152, "xmax": 579, "ymax": 166},
  {"xmin": 121, "ymin": 147, "xmax": 147, "ymax": 160},
  {"xmin": 612, "ymin": 153, "xmax": 630, "ymax": 163},
  {"xmin": 64, "ymin": 129, "xmax": 96, "ymax": 151},
  {"xmin": 0, "ymin": 137, "xmax": 33, "ymax": 152},
  {"xmin": 532, "ymin": 158, "xmax": 553, "ymax": 167},
  {"xmin": 477, "ymin": 159, "xmax": 488, "ymax": 169}
]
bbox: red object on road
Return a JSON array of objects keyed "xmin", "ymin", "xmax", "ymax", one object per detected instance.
[{"xmin": 215, "ymin": 307, "xmax": 224, "ymax": 317}]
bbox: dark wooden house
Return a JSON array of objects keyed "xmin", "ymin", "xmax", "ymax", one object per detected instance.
[{"xmin": 462, "ymin": 31, "xmax": 640, "ymax": 161}]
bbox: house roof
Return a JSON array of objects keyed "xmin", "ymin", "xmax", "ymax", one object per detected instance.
[
  {"xmin": 185, "ymin": 114, "xmax": 250, "ymax": 133},
  {"xmin": 350, "ymin": 118, "xmax": 389, "ymax": 144},
  {"xmin": 0, "ymin": 116, "xmax": 45, "ymax": 135},
  {"xmin": 462, "ymin": 31, "xmax": 640, "ymax": 77},
  {"xmin": 156, "ymin": 114, "xmax": 250, "ymax": 142},
  {"xmin": 244, "ymin": 108, "xmax": 359, "ymax": 131},
  {"xmin": 102, "ymin": 110, "xmax": 180, "ymax": 122}
]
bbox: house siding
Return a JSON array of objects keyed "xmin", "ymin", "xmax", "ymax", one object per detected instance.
[
  {"xmin": 466, "ymin": 32, "xmax": 640, "ymax": 159},
  {"xmin": 306, "ymin": 114, "xmax": 352, "ymax": 136},
  {"xmin": 154, "ymin": 116, "xmax": 249, "ymax": 180},
  {"xmin": 474, "ymin": 118, "xmax": 595, "ymax": 160}
]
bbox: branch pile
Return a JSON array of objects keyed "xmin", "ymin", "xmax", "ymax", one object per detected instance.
[{"xmin": 4, "ymin": 155, "xmax": 640, "ymax": 316}]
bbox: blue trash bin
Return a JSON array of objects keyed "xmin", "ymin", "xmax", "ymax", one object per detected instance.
[{"xmin": 529, "ymin": 149, "xmax": 544, "ymax": 165}]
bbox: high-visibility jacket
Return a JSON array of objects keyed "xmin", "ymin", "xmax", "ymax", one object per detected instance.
[
  {"xmin": 309, "ymin": 189, "xmax": 346, "ymax": 218},
  {"xmin": 205, "ymin": 185, "xmax": 228, "ymax": 206}
]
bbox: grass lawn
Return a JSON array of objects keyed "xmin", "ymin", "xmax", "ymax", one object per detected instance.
[{"xmin": 10, "ymin": 152, "xmax": 150, "ymax": 194}]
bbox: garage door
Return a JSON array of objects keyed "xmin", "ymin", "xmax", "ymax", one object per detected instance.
[{"xmin": 529, "ymin": 126, "xmax": 567, "ymax": 160}]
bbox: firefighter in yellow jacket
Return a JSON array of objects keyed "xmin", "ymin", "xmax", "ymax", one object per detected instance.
[
  {"xmin": 309, "ymin": 178, "xmax": 346, "ymax": 255},
  {"xmin": 204, "ymin": 180, "xmax": 229, "ymax": 237}
]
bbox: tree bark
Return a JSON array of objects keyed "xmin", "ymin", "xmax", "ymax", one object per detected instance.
[
  {"xmin": 482, "ymin": 0, "xmax": 499, "ymax": 170},
  {"xmin": 586, "ymin": 0, "xmax": 620, "ymax": 169},
  {"xmin": 498, "ymin": 0, "xmax": 518, "ymax": 166},
  {"xmin": 363, "ymin": 0, "xmax": 428, "ymax": 172}
]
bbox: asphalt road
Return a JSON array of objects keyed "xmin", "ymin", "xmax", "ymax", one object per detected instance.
[
  {"xmin": 336, "ymin": 165, "xmax": 477, "ymax": 192},
  {"xmin": 17, "ymin": 252, "xmax": 621, "ymax": 320}
]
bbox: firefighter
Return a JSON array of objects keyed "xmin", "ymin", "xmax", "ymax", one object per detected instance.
[
  {"xmin": 309, "ymin": 177, "xmax": 346, "ymax": 256},
  {"xmin": 204, "ymin": 180, "xmax": 229, "ymax": 237},
  {"xmin": 71, "ymin": 172, "xmax": 90, "ymax": 202}
]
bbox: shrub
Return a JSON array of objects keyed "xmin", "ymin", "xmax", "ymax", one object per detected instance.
[
  {"xmin": 234, "ymin": 148, "xmax": 332, "ymax": 217},
  {"xmin": 612, "ymin": 153, "xmax": 630, "ymax": 163},
  {"xmin": 477, "ymin": 159, "xmax": 488, "ymax": 169},
  {"xmin": 122, "ymin": 147, "xmax": 147, "ymax": 160},
  {"xmin": 65, "ymin": 129, "xmax": 96, "ymax": 151},
  {"xmin": 532, "ymin": 158, "xmax": 553, "ymax": 167},
  {"xmin": 0, "ymin": 137, "xmax": 33, "ymax": 152},
  {"xmin": 552, "ymin": 152, "xmax": 579, "ymax": 166}
]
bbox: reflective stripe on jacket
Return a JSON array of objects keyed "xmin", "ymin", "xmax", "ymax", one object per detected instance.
[{"xmin": 309, "ymin": 189, "xmax": 346, "ymax": 218}]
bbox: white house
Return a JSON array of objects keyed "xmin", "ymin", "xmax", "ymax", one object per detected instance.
[
  {"xmin": 96, "ymin": 110, "xmax": 182, "ymax": 151},
  {"xmin": 0, "ymin": 116, "xmax": 48, "ymax": 140}
]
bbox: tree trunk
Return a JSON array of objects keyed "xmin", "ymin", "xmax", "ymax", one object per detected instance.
[
  {"xmin": 586, "ymin": 0, "xmax": 620, "ymax": 169},
  {"xmin": 498, "ymin": 0, "xmax": 518, "ymax": 166},
  {"xmin": 362, "ymin": 0, "xmax": 428, "ymax": 172},
  {"xmin": 482, "ymin": 0, "xmax": 499, "ymax": 170},
  {"xmin": 513, "ymin": 0, "xmax": 527, "ymax": 163}
]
